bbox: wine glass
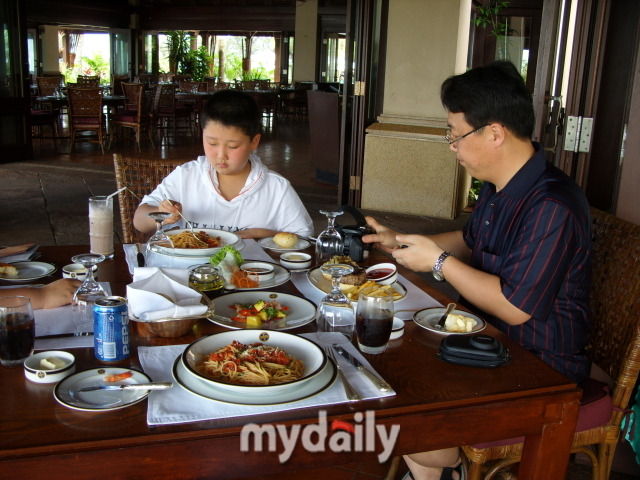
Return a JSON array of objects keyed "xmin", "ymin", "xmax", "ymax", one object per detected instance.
[
  {"xmin": 71, "ymin": 253, "xmax": 107, "ymax": 335},
  {"xmin": 315, "ymin": 210, "xmax": 344, "ymax": 265},
  {"xmin": 146, "ymin": 211, "xmax": 174, "ymax": 261},
  {"xmin": 316, "ymin": 263, "xmax": 355, "ymax": 344}
]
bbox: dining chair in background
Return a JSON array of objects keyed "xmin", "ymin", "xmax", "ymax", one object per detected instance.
[
  {"xmin": 111, "ymin": 74, "xmax": 130, "ymax": 96},
  {"xmin": 76, "ymin": 75, "xmax": 100, "ymax": 87},
  {"xmin": 458, "ymin": 207, "xmax": 640, "ymax": 480},
  {"xmin": 154, "ymin": 83, "xmax": 195, "ymax": 140},
  {"xmin": 67, "ymin": 87, "xmax": 106, "ymax": 153},
  {"xmin": 113, "ymin": 154, "xmax": 189, "ymax": 244},
  {"xmin": 109, "ymin": 83, "xmax": 155, "ymax": 151}
]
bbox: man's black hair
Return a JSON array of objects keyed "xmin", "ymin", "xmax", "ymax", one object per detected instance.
[{"xmin": 440, "ymin": 60, "xmax": 535, "ymax": 139}]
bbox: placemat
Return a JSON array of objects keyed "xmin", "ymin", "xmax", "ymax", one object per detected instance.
[{"xmin": 139, "ymin": 332, "xmax": 395, "ymax": 426}]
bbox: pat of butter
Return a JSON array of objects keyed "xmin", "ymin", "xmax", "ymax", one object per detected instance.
[
  {"xmin": 287, "ymin": 254, "xmax": 305, "ymax": 261},
  {"xmin": 40, "ymin": 357, "xmax": 66, "ymax": 370}
]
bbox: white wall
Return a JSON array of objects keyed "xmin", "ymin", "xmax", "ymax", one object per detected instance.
[
  {"xmin": 293, "ymin": 0, "xmax": 318, "ymax": 82},
  {"xmin": 41, "ymin": 25, "xmax": 60, "ymax": 73}
]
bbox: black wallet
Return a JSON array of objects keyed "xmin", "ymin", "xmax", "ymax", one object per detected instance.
[{"xmin": 438, "ymin": 334, "xmax": 511, "ymax": 368}]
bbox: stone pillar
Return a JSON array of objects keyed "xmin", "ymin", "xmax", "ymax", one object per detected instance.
[
  {"xmin": 293, "ymin": 0, "xmax": 318, "ymax": 82},
  {"xmin": 361, "ymin": 0, "xmax": 472, "ymax": 218}
]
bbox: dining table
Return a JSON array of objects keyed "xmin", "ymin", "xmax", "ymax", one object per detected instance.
[{"xmin": 0, "ymin": 242, "xmax": 581, "ymax": 480}]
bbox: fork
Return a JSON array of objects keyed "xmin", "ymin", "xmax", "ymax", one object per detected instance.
[
  {"xmin": 325, "ymin": 345, "xmax": 360, "ymax": 401},
  {"xmin": 163, "ymin": 195, "xmax": 200, "ymax": 241}
]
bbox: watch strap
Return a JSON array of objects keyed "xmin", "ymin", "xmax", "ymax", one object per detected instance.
[{"xmin": 432, "ymin": 251, "xmax": 454, "ymax": 282}]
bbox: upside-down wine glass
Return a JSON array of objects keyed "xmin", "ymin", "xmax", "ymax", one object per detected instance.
[
  {"xmin": 316, "ymin": 263, "xmax": 355, "ymax": 344},
  {"xmin": 146, "ymin": 211, "xmax": 174, "ymax": 262},
  {"xmin": 71, "ymin": 253, "xmax": 107, "ymax": 336},
  {"xmin": 315, "ymin": 210, "xmax": 344, "ymax": 265}
]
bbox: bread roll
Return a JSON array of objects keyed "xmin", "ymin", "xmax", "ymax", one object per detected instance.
[
  {"xmin": 273, "ymin": 232, "xmax": 298, "ymax": 248},
  {"xmin": 444, "ymin": 313, "xmax": 477, "ymax": 333},
  {"xmin": 0, "ymin": 263, "xmax": 18, "ymax": 276}
]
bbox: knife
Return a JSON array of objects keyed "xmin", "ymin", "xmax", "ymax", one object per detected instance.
[
  {"xmin": 435, "ymin": 303, "xmax": 456, "ymax": 331},
  {"xmin": 74, "ymin": 381, "xmax": 173, "ymax": 394},
  {"xmin": 332, "ymin": 344, "xmax": 392, "ymax": 392},
  {"xmin": 136, "ymin": 243, "xmax": 145, "ymax": 267}
]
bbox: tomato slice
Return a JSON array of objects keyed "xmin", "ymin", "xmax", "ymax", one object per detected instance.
[
  {"xmin": 238, "ymin": 309, "xmax": 255, "ymax": 316},
  {"xmin": 231, "ymin": 316, "xmax": 247, "ymax": 323}
]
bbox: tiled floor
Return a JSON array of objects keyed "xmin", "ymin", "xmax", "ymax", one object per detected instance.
[{"xmin": 2, "ymin": 115, "xmax": 640, "ymax": 480}]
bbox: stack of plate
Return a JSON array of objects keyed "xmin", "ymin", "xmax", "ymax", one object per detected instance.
[{"xmin": 172, "ymin": 330, "xmax": 337, "ymax": 405}]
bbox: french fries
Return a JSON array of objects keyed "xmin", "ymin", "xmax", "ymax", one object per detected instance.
[{"xmin": 343, "ymin": 281, "xmax": 403, "ymax": 300}]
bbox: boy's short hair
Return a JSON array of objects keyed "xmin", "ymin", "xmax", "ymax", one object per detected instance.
[
  {"xmin": 440, "ymin": 60, "xmax": 535, "ymax": 140},
  {"xmin": 200, "ymin": 89, "xmax": 262, "ymax": 138}
]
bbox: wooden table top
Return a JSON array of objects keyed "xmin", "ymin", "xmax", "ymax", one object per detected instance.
[{"xmin": 0, "ymin": 244, "xmax": 581, "ymax": 479}]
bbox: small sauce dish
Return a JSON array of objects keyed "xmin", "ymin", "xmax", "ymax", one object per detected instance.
[
  {"xmin": 24, "ymin": 351, "xmax": 76, "ymax": 384},
  {"xmin": 390, "ymin": 317, "xmax": 405, "ymax": 340},
  {"xmin": 365, "ymin": 263, "xmax": 398, "ymax": 285},
  {"xmin": 62, "ymin": 263, "xmax": 97, "ymax": 280},
  {"xmin": 240, "ymin": 261, "xmax": 275, "ymax": 282},
  {"xmin": 280, "ymin": 252, "xmax": 312, "ymax": 270}
]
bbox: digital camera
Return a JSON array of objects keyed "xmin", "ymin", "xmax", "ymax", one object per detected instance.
[{"xmin": 334, "ymin": 205, "xmax": 374, "ymax": 262}]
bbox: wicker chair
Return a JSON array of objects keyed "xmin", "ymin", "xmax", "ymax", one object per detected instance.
[
  {"xmin": 76, "ymin": 75, "xmax": 100, "ymax": 87},
  {"xmin": 67, "ymin": 87, "xmax": 106, "ymax": 153},
  {"xmin": 461, "ymin": 207, "xmax": 640, "ymax": 480},
  {"xmin": 112, "ymin": 154, "xmax": 188, "ymax": 244},
  {"xmin": 109, "ymin": 83, "xmax": 155, "ymax": 151}
]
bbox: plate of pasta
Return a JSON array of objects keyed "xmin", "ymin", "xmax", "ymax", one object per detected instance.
[
  {"xmin": 181, "ymin": 330, "xmax": 328, "ymax": 395},
  {"xmin": 158, "ymin": 229, "xmax": 241, "ymax": 257}
]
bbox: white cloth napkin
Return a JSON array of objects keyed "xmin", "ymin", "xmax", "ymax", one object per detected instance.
[
  {"xmin": 139, "ymin": 332, "xmax": 395, "ymax": 426},
  {"xmin": 127, "ymin": 267, "xmax": 207, "ymax": 321}
]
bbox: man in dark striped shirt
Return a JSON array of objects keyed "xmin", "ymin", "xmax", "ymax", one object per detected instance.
[{"xmin": 364, "ymin": 60, "xmax": 591, "ymax": 480}]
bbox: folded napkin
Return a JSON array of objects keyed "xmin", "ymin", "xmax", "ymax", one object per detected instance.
[
  {"xmin": 139, "ymin": 332, "xmax": 395, "ymax": 426},
  {"xmin": 0, "ymin": 243, "xmax": 39, "ymax": 263},
  {"xmin": 127, "ymin": 267, "xmax": 207, "ymax": 321}
]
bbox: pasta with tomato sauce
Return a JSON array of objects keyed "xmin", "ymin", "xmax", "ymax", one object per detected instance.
[
  {"xmin": 198, "ymin": 340, "xmax": 305, "ymax": 385},
  {"xmin": 168, "ymin": 230, "xmax": 222, "ymax": 249}
]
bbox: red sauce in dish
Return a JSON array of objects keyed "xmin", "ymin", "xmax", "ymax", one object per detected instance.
[{"xmin": 366, "ymin": 268, "xmax": 394, "ymax": 280}]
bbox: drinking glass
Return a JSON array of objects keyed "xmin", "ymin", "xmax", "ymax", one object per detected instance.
[
  {"xmin": 188, "ymin": 264, "xmax": 225, "ymax": 299},
  {"xmin": 316, "ymin": 263, "xmax": 355, "ymax": 344},
  {"xmin": 0, "ymin": 296, "xmax": 35, "ymax": 367},
  {"xmin": 146, "ymin": 211, "xmax": 174, "ymax": 261},
  {"xmin": 71, "ymin": 253, "xmax": 107, "ymax": 335},
  {"xmin": 356, "ymin": 286, "xmax": 395, "ymax": 354},
  {"xmin": 315, "ymin": 210, "xmax": 344, "ymax": 265},
  {"xmin": 89, "ymin": 196, "xmax": 114, "ymax": 259}
]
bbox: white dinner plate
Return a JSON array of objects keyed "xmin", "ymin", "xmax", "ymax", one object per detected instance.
[
  {"xmin": 158, "ymin": 229, "xmax": 241, "ymax": 257},
  {"xmin": 53, "ymin": 368, "xmax": 152, "ymax": 411},
  {"xmin": 209, "ymin": 291, "xmax": 316, "ymax": 330},
  {"xmin": 413, "ymin": 308, "xmax": 486, "ymax": 335},
  {"xmin": 0, "ymin": 261, "xmax": 56, "ymax": 282},
  {"xmin": 181, "ymin": 330, "xmax": 327, "ymax": 394},
  {"xmin": 234, "ymin": 260, "xmax": 291, "ymax": 290},
  {"xmin": 306, "ymin": 266, "xmax": 408, "ymax": 302},
  {"xmin": 258, "ymin": 237, "xmax": 311, "ymax": 252},
  {"xmin": 172, "ymin": 355, "xmax": 336, "ymax": 405}
]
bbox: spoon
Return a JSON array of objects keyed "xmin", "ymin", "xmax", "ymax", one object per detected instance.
[{"xmin": 434, "ymin": 302, "xmax": 456, "ymax": 331}]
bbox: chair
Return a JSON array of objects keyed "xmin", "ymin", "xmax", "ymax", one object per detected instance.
[
  {"xmin": 36, "ymin": 75, "xmax": 64, "ymax": 96},
  {"xmin": 111, "ymin": 75, "xmax": 130, "ymax": 96},
  {"xmin": 30, "ymin": 96, "xmax": 58, "ymax": 150},
  {"xmin": 77, "ymin": 75, "xmax": 100, "ymax": 87},
  {"xmin": 109, "ymin": 83, "xmax": 154, "ymax": 151},
  {"xmin": 67, "ymin": 87, "xmax": 106, "ymax": 153},
  {"xmin": 112, "ymin": 154, "xmax": 189, "ymax": 244},
  {"xmin": 153, "ymin": 83, "xmax": 194, "ymax": 139},
  {"xmin": 460, "ymin": 207, "xmax": 640, "ymax": 480}
]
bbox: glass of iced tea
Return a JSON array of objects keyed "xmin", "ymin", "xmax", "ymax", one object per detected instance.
[
  {"xmin": 0, "ymin": 296, "xmax": 35, "ymax": 367},
  {"xmin": 356, "ymin": 286, "xmax": 394, "ymax": 354}
]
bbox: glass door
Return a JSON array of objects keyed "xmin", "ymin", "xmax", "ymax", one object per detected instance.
[
  {"xmin": 110, "ymin": 29, "xmax": 131, "ymax": 77},
  {"xmin": 0, "ymin": 0, "xmax": 29, "ymax": 161}
]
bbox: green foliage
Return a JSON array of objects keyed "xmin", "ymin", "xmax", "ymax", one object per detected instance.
[
  {"xmin": 474, "ymin": 1, "xmax": 513, "ymax": 37},
  {"xmin": 180, "ymin": 46, "xmax": 212, "ymax": 81},
  {"xmin": 165, "ymin": 30, "xmax": 190, "ymax": 73},
  {"xmin": 468, "ymin": 178, "xmax": 483, "ymax": 205},
  {"xmin": 82, "ymin": 52, "xmax": 109, "ymax": 84},
  {"xmin": 223, "ymin": 53, "xmax": 244, "ymax": 81}
]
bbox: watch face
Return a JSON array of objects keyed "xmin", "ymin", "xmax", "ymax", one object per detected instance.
[{"xmin": 432, "ymin": 269, "xmax": 444, "ymax": 282}]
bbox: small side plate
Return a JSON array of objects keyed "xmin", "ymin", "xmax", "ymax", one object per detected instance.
[
  {"xmin": 0, "ymin": 261, "xmax": 56, "ymax": 282},
  {"xmin": 413, "ymin": 308, "xmax": 486, "ymax": 335},
  {"xmin": 258, "ymin": 237, "xmax": 311, "ymax": 252},
  {"xmin": 54, "ymin": 368, "xmax": 152, "ymax": 411}
]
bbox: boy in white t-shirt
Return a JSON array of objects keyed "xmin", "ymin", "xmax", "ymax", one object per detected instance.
[{"xmin": 133, "ymin": 90, "xmax": 313, "ymax": 239}]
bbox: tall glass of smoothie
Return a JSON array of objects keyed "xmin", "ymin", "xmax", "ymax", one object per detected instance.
[{"xmin": 89, "ymin": 196, "xmax": 114, "ymax": 259}]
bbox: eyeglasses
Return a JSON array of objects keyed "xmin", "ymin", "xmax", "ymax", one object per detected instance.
[{"xmin": 444, "ymin": 124, "xmax": 489, "ymax": 145}]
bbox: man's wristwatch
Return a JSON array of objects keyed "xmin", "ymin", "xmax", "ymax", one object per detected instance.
[{"xmin": 432, "ymin": 251, "xmax": 454, "ymax": 282}]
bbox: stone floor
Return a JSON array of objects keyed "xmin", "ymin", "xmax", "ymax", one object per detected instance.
[{"xmin": 2, "ymin": 117, "xmax": 639, "ymax": 480}]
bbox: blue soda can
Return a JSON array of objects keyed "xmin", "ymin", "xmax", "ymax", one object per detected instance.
[{"xmin": 93, "ymin": 296, "xmax": 130, "ymax": 362}]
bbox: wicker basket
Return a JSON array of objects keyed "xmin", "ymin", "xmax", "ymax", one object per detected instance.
[{"xmin": 130, "ymin": 294, "xmax": 214, "ymax": 338}]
